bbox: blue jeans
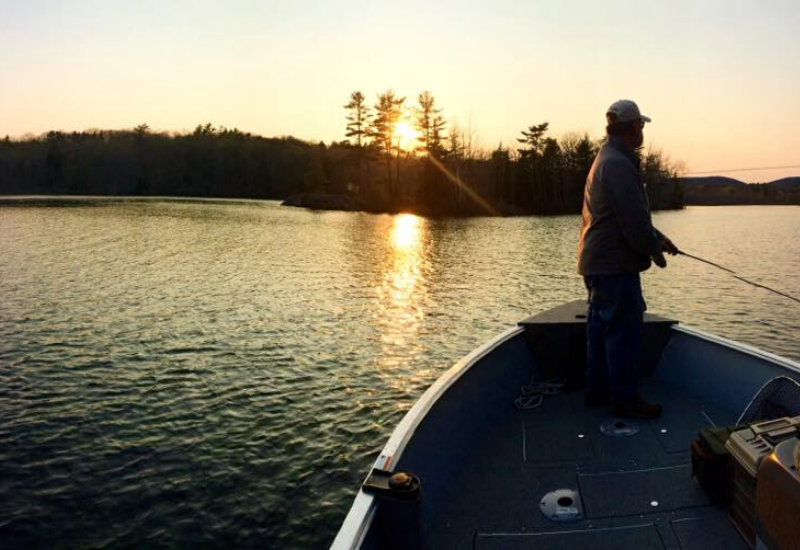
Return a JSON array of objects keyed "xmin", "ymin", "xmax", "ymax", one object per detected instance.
[{"xmin": 584, "ymin": 274, "xmax": 646, "ymax": 406}]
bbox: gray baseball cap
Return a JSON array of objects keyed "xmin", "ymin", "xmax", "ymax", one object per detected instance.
[{"xmin": 606, "ymin": 99, "xmax": 651, "ymax": 124}]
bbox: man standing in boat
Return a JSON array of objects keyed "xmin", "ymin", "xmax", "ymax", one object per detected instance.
[{"xmin": 577, "ymin": 99, "xmax": 678, "ymax": 419}]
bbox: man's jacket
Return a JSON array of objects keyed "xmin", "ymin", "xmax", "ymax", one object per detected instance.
[{"xmin": 577, "ymin": 137, "xmax": 661, "ymax": 275}]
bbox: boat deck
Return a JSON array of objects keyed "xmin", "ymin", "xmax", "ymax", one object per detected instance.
[{"xmin": 423, "ymin": 376, "xmax": 748, "ymax": 550}]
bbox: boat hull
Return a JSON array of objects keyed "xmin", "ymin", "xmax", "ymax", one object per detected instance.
[{"xmin": 332, "ymin": 300, "xmax": 800, "ymax": 549}]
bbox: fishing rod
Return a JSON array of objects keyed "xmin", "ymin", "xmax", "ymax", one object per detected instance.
[
  {"xmin": 677, "ymin": 250, "xmax": 800, "ymax": 304},
  {"xmin": 677, "ymin": 251, "xmax": 736, "ymax": 274}
]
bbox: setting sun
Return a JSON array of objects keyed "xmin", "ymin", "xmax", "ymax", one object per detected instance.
[{"xmin": 393, "ymin": 121, "xmax": 419, "ymax": 151}]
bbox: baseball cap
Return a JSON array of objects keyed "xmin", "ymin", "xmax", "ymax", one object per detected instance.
[{"xmin": 606, "ymin": 100, "xmax": 651, "ymax": 124}]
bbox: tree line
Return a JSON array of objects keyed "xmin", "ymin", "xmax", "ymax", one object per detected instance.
[
  {"xmin": 0, "ymin": 125, "xmax": 314, "ymax": 200},
  {"xmin": 681, "ymin": 176, "xmax": 800, "ymax": 205},
  {"xmin": 339, "ymin": 89, "xmax": 683, "ymax": 215},
  {"xmin": 0, "ymin": 92, "xmax": 684, "ymax": 215}
]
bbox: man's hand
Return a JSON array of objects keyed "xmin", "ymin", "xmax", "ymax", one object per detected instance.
[
  {"xmin": 653, "ymin": 250, "xmax": 667, "ymax": 268},
  {"xmin": 659, "ymin": 234, "xmax": 679, "ymax": 255}
]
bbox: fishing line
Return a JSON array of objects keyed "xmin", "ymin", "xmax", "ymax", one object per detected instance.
[{"xmin": 677, "ymin": 250, "xmax": 800, "ymax": 304}]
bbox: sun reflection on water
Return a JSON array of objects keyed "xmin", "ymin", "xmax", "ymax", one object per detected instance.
[
  {"xmin": 375, "ymin": 214, "xmax": 429, "ymax": 379},
  {"xmin": 392, "ymin": 213, "xmax": 421, "ymax": 249}
]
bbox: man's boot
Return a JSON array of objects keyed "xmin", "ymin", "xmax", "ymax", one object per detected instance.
[{"xmin": 610, "ymin": 394, "xmax": 662, "ymax": 419}]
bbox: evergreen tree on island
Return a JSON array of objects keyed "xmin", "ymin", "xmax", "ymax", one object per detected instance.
[
  {"xmin": 344, "ymin": 91, "xmax": 371, "ymax": 193},
  {"xmin": 369, "ymin": 90, "xmax": 405, "ymax": 198}
]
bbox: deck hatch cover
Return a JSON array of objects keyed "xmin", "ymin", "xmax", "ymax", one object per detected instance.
[
  {"xmin": 600, "ymin": 419, "xmax": 640, "ymax": 437},
  {"xmin": 539, "ymin": 488, "xmax": 583, "ymax": 522}
]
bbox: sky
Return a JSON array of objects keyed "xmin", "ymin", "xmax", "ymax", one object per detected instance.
[{"xmin": 1, "ymin": 0, "xmax": 799, "ymax": 183}]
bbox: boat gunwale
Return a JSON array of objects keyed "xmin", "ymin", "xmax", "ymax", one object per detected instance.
[
  {"xmin": 672, "ymin": 324, "xmax": 800, "ymax": 373},
  {"xmin": 330, "ymin": 325, "xmax": 526, "ymax": 550}
]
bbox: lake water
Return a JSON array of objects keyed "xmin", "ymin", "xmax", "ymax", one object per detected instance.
[{"xmin": 1, "ymin": 199, "xmax": 799, "ymax": 548}]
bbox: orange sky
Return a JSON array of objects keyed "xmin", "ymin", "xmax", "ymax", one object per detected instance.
[{"xmin": 1, "ymin": 0, "xmax": 798, "ymax": 182}]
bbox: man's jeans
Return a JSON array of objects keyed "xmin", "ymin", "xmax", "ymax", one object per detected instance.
[{"xmin": 584, "ymin": 273, "xmax": 646, "ymax": 406}]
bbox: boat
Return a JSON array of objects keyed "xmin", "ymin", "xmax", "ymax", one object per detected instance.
[{"xmin": 332, "ymin": 300, "xmax": 800, "ymax": 549}]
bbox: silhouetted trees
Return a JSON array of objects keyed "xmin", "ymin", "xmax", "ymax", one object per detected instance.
[
  {"xmin": 560, "ymin": 132, "xmax": 597, "ymax": 211},
  {"xmin": 0, "ymin": 91, "xmax": 688, "ymax": 216},
  {"xmin": 411, "ymin": 91, "xmax": 449, "ymax": 214},
  {"xmin": 0, "ymin": 127, "xmax": 315, "ymax": 200},
  {"xmin": 680, "ymin": 176, "xmax": 800, "ymax": 205},
  {"xmin": 344, "ymin": 92, "xmax": 370, "ymax": 148},
  {"xmin": 343, "ymin": 92, "xmax": 371, "ymax": 194},
  {"xmin": 517, "ymin": 122, "xmax": 550, "ymax": 212},
  {"xmin": 490, "ymin": 144, "xmax": 512, "ymax": 205},
  {"xmin": 369, "ymin": 90, "xmax": 405, "ymax": 199},
  {"xmin": 413, "ymin": 91, "xmax": 446, "ymax": 155}
]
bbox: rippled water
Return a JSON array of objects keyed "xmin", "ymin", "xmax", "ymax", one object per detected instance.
[{"xmin": 1, "ymin": 199, "xmax": 798, "ymax": 547}]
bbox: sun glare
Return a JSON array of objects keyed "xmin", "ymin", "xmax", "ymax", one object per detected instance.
[
  {"xmin": 376, "ymin": 212, "xmax": 427, "ymax": 372},
  {"xmin": 393, "ymin": 121, "xmax": 419, "ymax": 151},
  {"xmin": 392, "ymin": 213, "xmax": 421, "ymax": 249}
]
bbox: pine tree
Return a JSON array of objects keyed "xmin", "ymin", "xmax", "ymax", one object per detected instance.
[
  {"xmin": 369, "ymin": 89, "xmax": 405, "ymax": 197},
  {"xmin": 413, "ymin": 91, "xmax": 446, "ymax": 156},
  {"xmin": 344, "ymin": 91, "xmax": 371, "ymax": 194},
  {"xmin": 344, "ymin": 91, "xmax": 370, "ymax": 148},
  {"xmin": 517, "ymin": 122, "xmax": 550, "ymax": 211}
]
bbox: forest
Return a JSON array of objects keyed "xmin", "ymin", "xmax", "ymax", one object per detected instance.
[
  {"xmin": 680, "ymin": 176, "xmax": 800, "ymax": 205},
  {"xmin": 0, "ymin": 90, "xmax": 685, "ymax": 216}
]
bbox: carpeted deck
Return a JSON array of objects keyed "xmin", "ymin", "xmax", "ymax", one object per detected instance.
[{"xmin": 422, "ymin": 377, "xmax": 747, "ymax": 550}]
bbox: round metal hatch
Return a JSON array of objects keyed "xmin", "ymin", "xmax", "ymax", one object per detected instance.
[
  {"xmin": 539, "ymin": 489, "xmax": 583, "ymax": 522},
  {"xmin": 600, "ymin": 419, "xmax": 640, "ymax": 437}
]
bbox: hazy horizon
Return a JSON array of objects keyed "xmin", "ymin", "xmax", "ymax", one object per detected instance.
[{"xmin": 2, "ymin": 0, "xmax": 799, "ymax": 183}]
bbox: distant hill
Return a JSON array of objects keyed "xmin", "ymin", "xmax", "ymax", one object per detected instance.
[
  {"xmin": 680, "ymin": 175, "xmax": 800, "ymax": 205},
  {"xmin": 680, "ymin": 176, "xmax": 745, "ymax": 187},
  {"xmin": 768, "ymin": 176, "xmax": 800, "ymax": 189}
]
